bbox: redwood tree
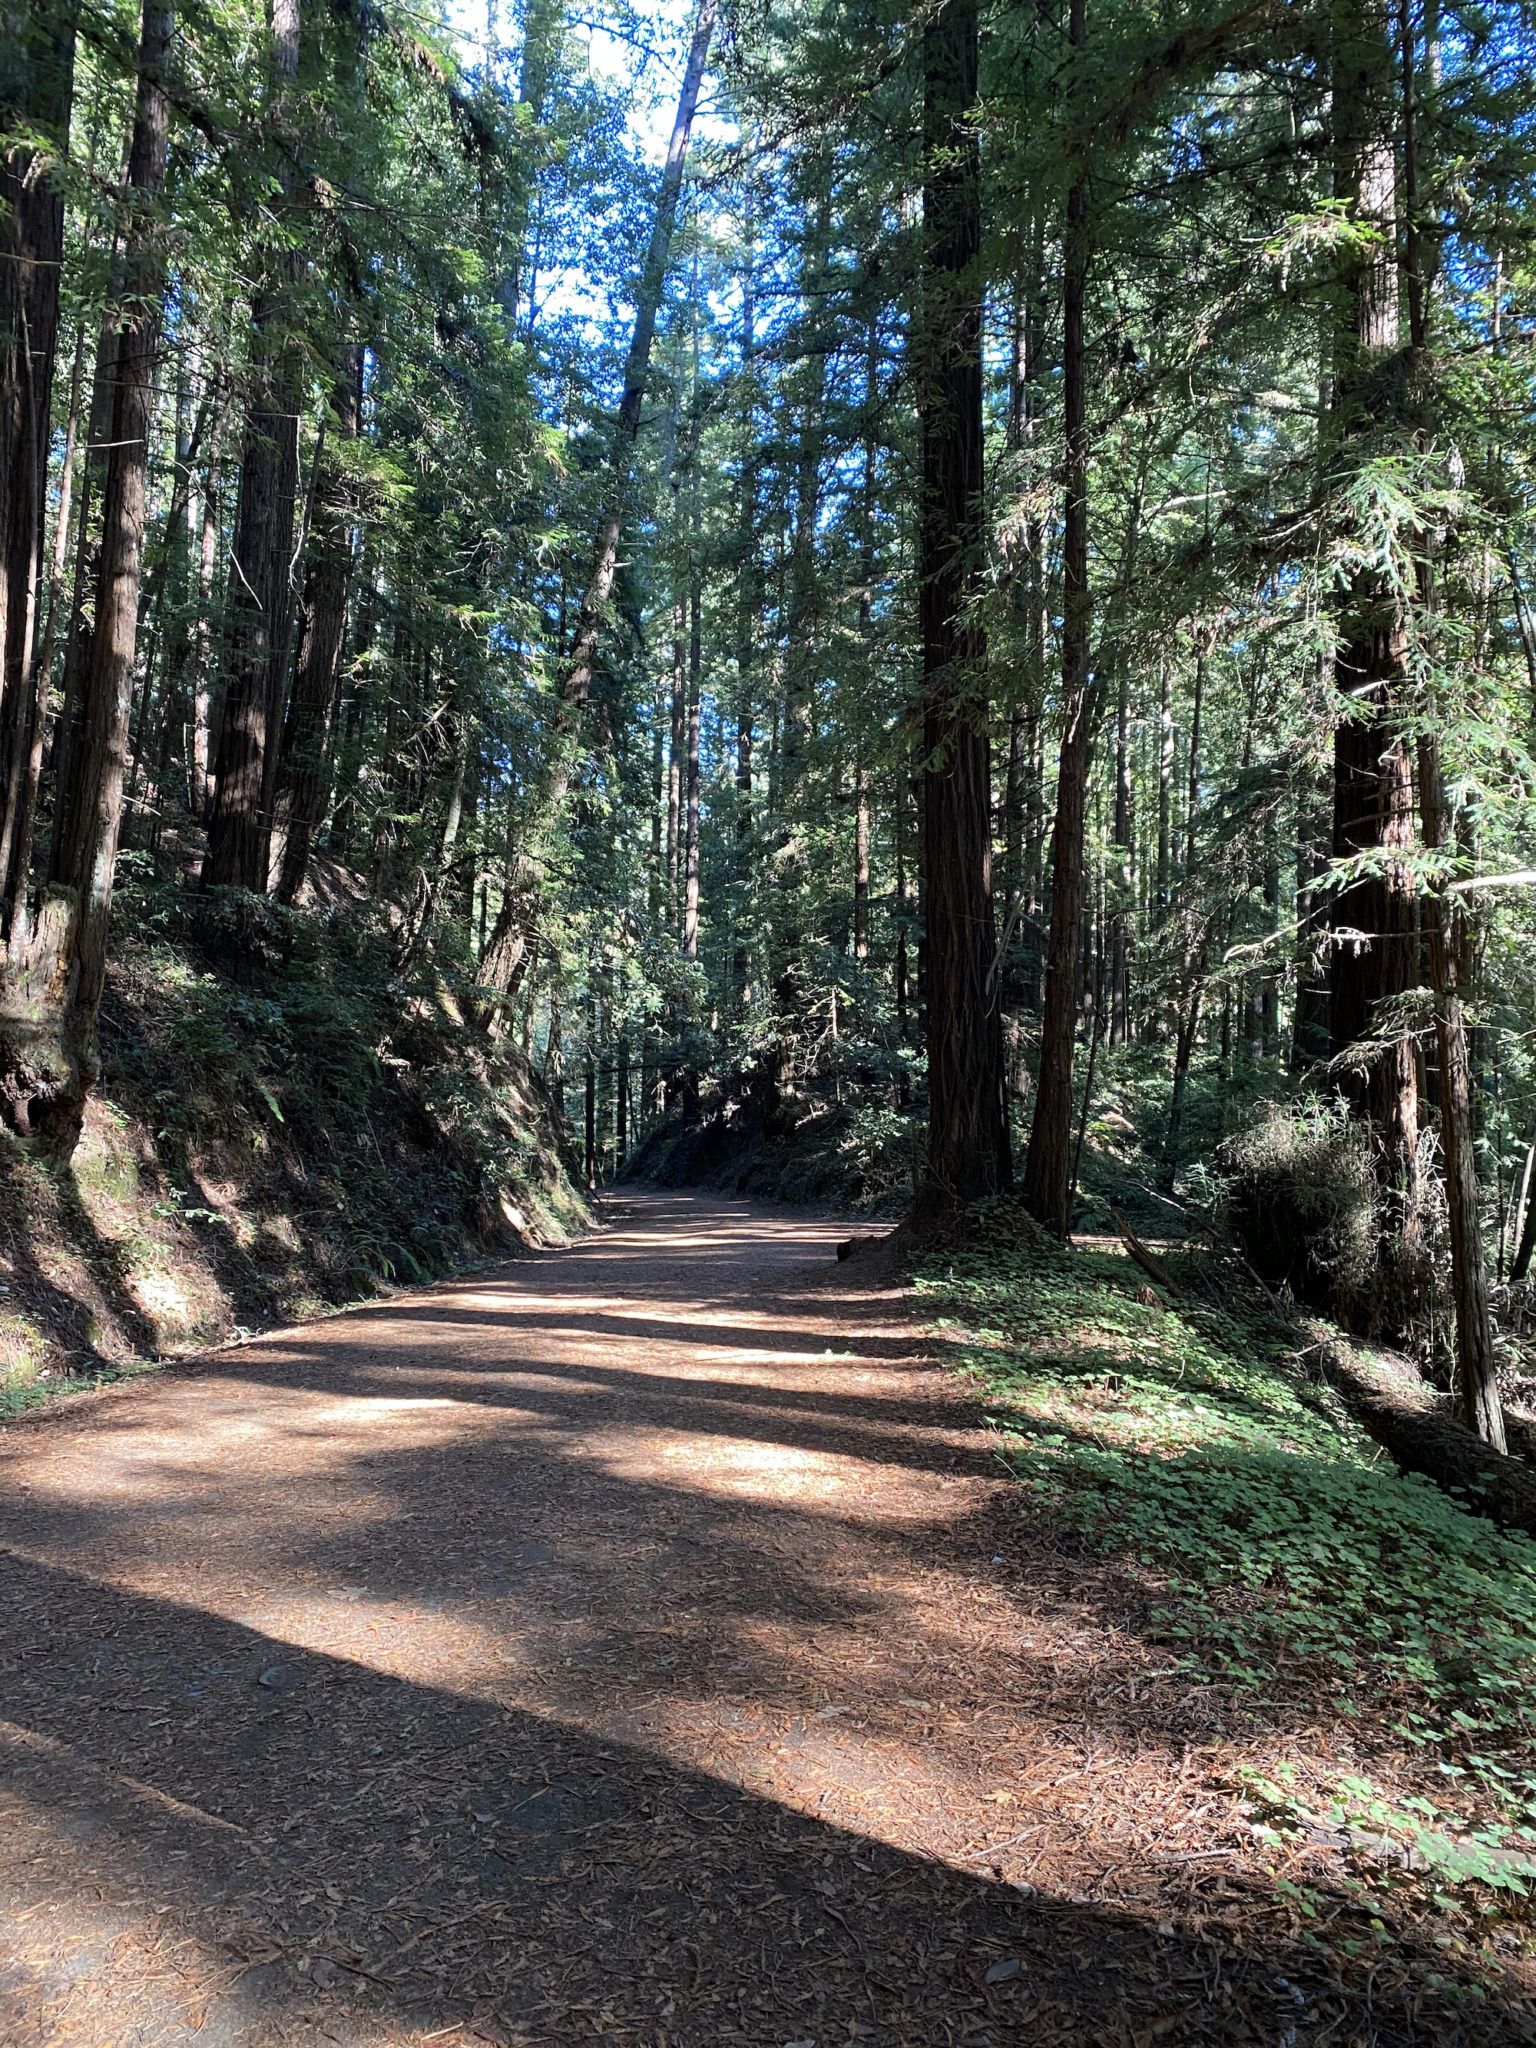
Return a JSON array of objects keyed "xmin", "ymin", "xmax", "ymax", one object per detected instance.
[
  {"xmin": 1325, "ymin": 0, "xmax": 1424, "ymax": 1334},
  {"xmin": 914, "ymin": 0, "xmax": 1009, "ymax": 1216},
  {"xmin": 1021, "ymin": 0, "xmax": 1091, "ymax": 1235},
  {"xmin": 0, "ymin": 0, "xmax": 171, "ymax": 1151},
  {"xmin": 474, "ymin": 0, "xmax": 716, "ymax": 1025},
  {"xmin": 203, "ymin": 0, "xmax": 304, "ymax": 893},
  {"xmin": 0, "ymin": 0, "xmax": 77, "ymax": 936},
  {"xmin": 275, "ymin": 347, "xmax": 362, "ymax": 906}
]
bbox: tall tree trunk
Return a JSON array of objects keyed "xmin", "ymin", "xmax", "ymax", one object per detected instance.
[
  {"xmin": 648, "ymin": 677, "xmax": 665, "ymax": 927},
  {"xmin": 0, "ymin": 0, "xmax": 171, "ymax": 1152},
  {"xmin": 584, "ymin": 985, "xmax": 596, "ymax": 1186},
  {"xmin": 473, "ymin": 0, "xmax": 715, "ymax": 1025},
  {"xmin": 30, "ymin": 312, "xmax": 86, "ymax": 782},
  {"xmin": 275, "ymin": 347, "xmax": 361, "ymax": 906},
  {"xmin": 1003, "ymin": 708, "xmax": 1026, "ymax": 911},
  {"xmin": 1261, "ymin": 829, "xmax": 1281, "ymax": 1052},
  {"xmin": 1327, "ymin": 0, "xmax": 1424, "ymax": 1335},
  {"xmin": 203, "ymin": 0, "xmax": 304, "ymax": 892},
  {"xmin": 0, "ymin": 0, "xmax": 78, "ymax": 935},
  {"xmin": 894, "ymin": 778, "xmax": 910, "ymax": 1057},
  {"xmin": 1103, "ymin": 475, "xmax": 1145, "ymax": 1053},
  {"xmin": 1419, "ymin": 738, "xmax": 1503, "ymax": 1447},
  {"xmin": 1511, "ymin": 1142, "xmax": 1536, "ymax": 1287},
  {"xmin": 1016, "ymin": 226, "xmax": 1049, "ymax": 1018},
  {"xmin": 1021, "ymin": 0, "xmax": 1090, "ymax": 1236},
  {"xmin": 772, "ymin": 185, "xmax": 831, "ymax": 1029},
  {"xmin": 160, "ymin": 364, "xmax": 221, "ymax": 827},
  {"xmin": 400, "ymin": 700, "xmax": 468, "ymax": 960},
  {"xmin": 667, "ymin": 592, "xmax": 685, "ymax": 927},
  {"xmin": 1164, "ymin": 947, "xmax": 1208, "ymax": 1177},
  {"xmin": 48, "ymin": 296, "xmax": 124, "ymax": 883},
  {"xmin": 682, "ymin": 579, "xmax": 702, "ymax": 962},
  {"xmin": 1110, "ymin": 652, "xmax": 1133, "ymax": 1043},
  {"xmin": 853, "ymin": 762, "xmax": 871, "ymax": 965},
  {"xmin": 733, "ymin": 179, "xmax": 758, "ymax": 1004},
  {"xmin": 121, "ymin": 372, "xmax": 210, "ymax": 844},
  {"xmin": 190, "ymin": 433, "xmax": 220, "ymax": 820},
  {"xmin": 1395, "ymin": 2, "xmax": 1497, "ymax": 1439},
  {"xmin": 1155, "ymin": 657, "xmax": 1172, "ymax": 909},
  {"xmin": 852, "ymin": 314, "xmax": 878, "ymax": 975},
  {"xmin": 536, "ymin": 0, "xmax": 712, "ymax": 761},
  {"xmin": 1185, "ymin": 639, "xmax": 1204, "ymax": 877},
  {"xmin": 914, "ymin": 0, "xmax": 1008, "ymax": 1217},
  {"xmin": 1292, "ymin": 766, "xmax": 1331, "ymax": 1066}
]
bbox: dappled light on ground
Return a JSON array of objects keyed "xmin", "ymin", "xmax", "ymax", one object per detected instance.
[{"xmin": 1, "ymin": 1192, "xmax": 1531, "ymax": 2044}]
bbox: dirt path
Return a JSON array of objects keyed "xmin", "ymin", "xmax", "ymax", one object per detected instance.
[{"xmin": 0, "ymin": 1191, "xmax": 1526, "ymax": 2046}]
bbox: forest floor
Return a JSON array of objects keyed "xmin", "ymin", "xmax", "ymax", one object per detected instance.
[{"xmin": 0, "ymin": 1190, "xmax": 1532, "ymax": 2047}]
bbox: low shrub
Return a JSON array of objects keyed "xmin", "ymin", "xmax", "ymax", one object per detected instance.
[{"xmin": 1221, "ymin": 1095, "xmax": 1383, "ymax": 1311}]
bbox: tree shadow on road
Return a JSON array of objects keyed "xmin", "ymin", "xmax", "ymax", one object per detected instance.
[
  {"xmin": 2, "ymin": 1552, "xmax": 1528, "ymax": 2048},
  {"xmin": 4, "ymin": 1192, "xmax": 1535, "ymax": 2044}
]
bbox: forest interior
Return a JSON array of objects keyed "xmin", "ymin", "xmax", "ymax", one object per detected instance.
[{"xmin": 6, "ymin": 0, "xmax": 1536, "ymax": 2039}]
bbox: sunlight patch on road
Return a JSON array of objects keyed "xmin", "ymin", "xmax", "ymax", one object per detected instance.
[
  {"xmin": 0, "ymin": 1382, "xmax": 535, "ymax": 1514},
  {"xmin": 642, "ymin": 1433, "xmax": 902, "ymax": 1502},
  {"xmin": 308, "ymin": 1395, "xmax": 466, "ymax": 1421}
]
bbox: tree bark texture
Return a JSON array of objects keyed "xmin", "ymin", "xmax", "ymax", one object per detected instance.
[
  {"xmin": 0, "ymin": 0, "xmax": 171, "ymax": 1152},
  {"xmin": 203, "ymin": 0, "xmax": 303, "ymax": 892},
  {"xmin": 1326, "ymin": 0, "xmax": 1424, "ymax": 1335},
  {"xmin": 914, "ymin": 0, "xmax": 1009, "ymax": 1217},
  {"xmin": 276, "ymin": 348, "xmax": 362, "ymax": 906},
  {"xmin": 1022, "ymin": 0, "xmax": 1091, "ymax": 1236},
  {"xmin": 0, "ymin": 0, "xmax": 77, "ymax": 936}
]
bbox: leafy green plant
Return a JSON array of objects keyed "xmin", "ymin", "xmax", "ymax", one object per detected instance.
[{"xmin": 916, "ymin": 1198, "xmax": 1536, "ymax": 1899}]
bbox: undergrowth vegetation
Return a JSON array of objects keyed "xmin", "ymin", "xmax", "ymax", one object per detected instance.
[
  {"xmin": 916, "ymin": 1200, "xmax": 1536, "ymax": 1912},
  {"xmin": 628, "ymin": 1071, "xmax": 924, "ymax": 1217},
  {"xmin": 0, "ymin": 869, "xmax": 584, "ymax": 1391}
]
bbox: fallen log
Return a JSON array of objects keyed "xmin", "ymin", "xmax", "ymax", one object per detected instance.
[
  {"xmin": 1110, "ymin": 1208, "xmax": 1178, "ymax": 1297},
  {"xmin": 1305, "ymin": 1322, "xmax": 1536, "ymax": 1541}
]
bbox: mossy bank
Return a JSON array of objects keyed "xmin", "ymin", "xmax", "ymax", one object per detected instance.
[{"xmin": 0, "ymin": 868, "xmax": 585, "ymax": 1412}]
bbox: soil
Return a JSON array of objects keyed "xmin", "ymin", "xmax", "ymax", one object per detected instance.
[{"xmin": 0, "ymin": 1190, "xmax": 1531, "ymax": 2046}]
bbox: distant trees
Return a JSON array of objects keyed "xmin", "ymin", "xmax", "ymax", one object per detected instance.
[
  {"xmin": 473, "ymin": 0, "xmax": 716, "ymax": 1031},
  {"xmin": 0, "ymin": 0, "xmax": 630, "ymax": 1150},
  {"xmin": 202, "ymin": 0, "xmax": 303, "ymax": 894}
]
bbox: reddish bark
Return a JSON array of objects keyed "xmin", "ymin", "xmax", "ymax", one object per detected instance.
[{"xmin": 915, "ymin": 0, "xmax": 1009, "ymax": 1216}]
